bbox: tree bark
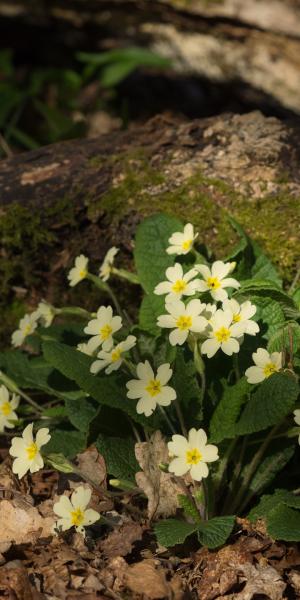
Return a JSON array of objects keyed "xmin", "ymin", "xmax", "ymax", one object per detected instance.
[
  {"xmin": 1, "ymin": 1, "xmax": 300, "ymax": 114},
  {"xmin": 0, "ymin": 111, "xmax": 299, "ymax": 339}
]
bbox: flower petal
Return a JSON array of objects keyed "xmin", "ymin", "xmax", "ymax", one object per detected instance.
[
  {"xmin": 157, "ymin": 385, "xmax": 177, "ymax": 406},
  {"xmin": 168, "ymin": 434, "xmax": 189, "ymax": 456},
  {"xmin": 190, "ymin": 462, "xmax": 209, "ymax": 481},
  {"xmin": 168, "ymin": 457, "xmax": 189, "ymax": 476},
  {"xmin": 136, "ymin": 396, "xmax": 156, "ymax": 417},
  {"xmin": 53, "ymin": 495, "xmax": 73, "ymax": 517},
  {"xmin": 156, "ymin": 363, "xmax": 172, "ymax": 385},
  {"xmin": 245, "ymin": 366, "xmax": 265, "ymax": 384},
  {"xmin": 71, "ymin": 486, "xmax": 91, "ymax": 510},
  {"xmin": 201, "ymin": 338, "xmax": 220, "ymax": 358},
  {"xmin": 136, "ymin": 360, "xmax": 154, "ymax": 382},
  {"xmin": 82, "ymin": 508, "xmax": 100, "ymax": 526},
  {"xmin": 221, "ymin": 338, "xmax": 240, "ymax": 355},
  {"xmin": 169, "ymin": 328, "xmax": 188, "ymax": 346},
  {"xmin": 201, "ymin": 444, "xmax": 219, "ymax": 463}
]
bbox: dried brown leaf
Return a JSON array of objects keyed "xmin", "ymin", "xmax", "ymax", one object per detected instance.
[
  {"xmin": 0, "ymin": 498, "xmax": 53, "ymax": 544},
  {"xmin": 101, "ymin": 520, "xmax": 143, "ymax": 559},
  {"xmin": 0, "ymin": 560, "xmax": 43, "ymax": 600},
  {"xmin": 215, "ymin": 563, "xmax": 286, "ymax": 600},
  {"xmin": 125, "ymin": 559, "xmax": 171, "ymax": 599},
  {"xmin": 76, "ymin": 446, "xmax": 107, "ymax": 488},
  {"xmin": 135, "ymin": 430, "xmax": 182, "ymax": 520}
]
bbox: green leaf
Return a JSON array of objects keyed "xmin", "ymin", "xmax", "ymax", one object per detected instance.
[
  {"xmin": 210, "ymin": 377, "xmax": 250, "ymax": 443},
  {"xmin": 197, "ymin": 516, "xmax": 235, "ymax": 549},
  {"xmin": 46, "ymin": 429, "xmax": 86, "ymax": 458},
  {"xmin": 252, "ymin": 296, "xmax": 285, "ymax": 339},
  {"xmin": 248, "ymin": 445, "xmax": 295, "ymax": 496},
  {"xmin": 64, "ymin": 398, "xmax": 98, "ymax": 433},
  {"xmin": 135, "ymin": 329, "xmax": 176, "ymax": 368},
  {"xmin": 226, "ymin": 217, "xmax": 282, "ymax": 286},
  {"xmin": 172, "ymin": 348, "xmax": 203, "ymax": 418},
  {"xmin": 134, "ymin": 213, "xmax": 182, "ymax": 294},
  {"xmin": 95, "ymin": 434, "xmax": 139, "ymax": 482},
  {"xmin": 139, "ymin": 294, "xmax": 164, "ymax": 334},
  {"xmin": 268, "ymin": 321, "xmax": 300, "ymax": 354},
  {"xmin": 178, "ymin": 494, "xmax": 201, "ymax": 524},
  {"xmin": 0, "ymin": 350, "xmax": 81, "ymax": 401},
  {"xmin": 248, "ymin": 489, "xmax": 300, "ymax": 522},
  {"xmin": 267, "ymin": 504, "xmax": 300, "ymax": 541},
  {"xmin": 154, "ymin": 519, "xmax": 197, "ymax": 547},
  {"xmin": 235, "ymin": 373, "xmax": 299, "ymax": 435},
  {"xmin": 42, "ymin": 341, "xmax": 153, "ymax": 427},
  {"xmin": 251, "ymin": 240, "xmax": 282, "ymax": 287},
  {"xmin": 236, "ymin": 279, "xmax": 295, "ymax": 310}
]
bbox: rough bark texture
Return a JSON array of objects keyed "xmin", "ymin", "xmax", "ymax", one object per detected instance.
[
  {"xmin": 0, "ymin": 111, "xmax": 299, "ymax": 343},
  {"xmin": 1, "ymin": 0, "xmax": 300, "ymax": 114}
]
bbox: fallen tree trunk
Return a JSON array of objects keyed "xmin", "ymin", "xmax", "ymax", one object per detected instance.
[
  {"xmin": 1, "ymin": 1, "xmax": 300, "ymax": 114},
  {"xmin": 0, "ymin": 110, "xmax": 299, "ymax": 344}
]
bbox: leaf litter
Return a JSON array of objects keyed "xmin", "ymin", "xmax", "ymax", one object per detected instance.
[{"xmin": 1, "ymin": 445, "xmax": 300, "ymax": 599}]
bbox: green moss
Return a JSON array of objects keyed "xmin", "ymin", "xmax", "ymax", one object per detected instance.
[{"xmin": 87, "ymin": 161, "xmax": 299, "ymax": 281}]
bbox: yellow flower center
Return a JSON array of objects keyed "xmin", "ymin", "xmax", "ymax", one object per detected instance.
[
  {"xmin": 182, "ymin": 239, "xmax": 192, "ymax": 251},
  {"xmin": 215, "ymin": 326, "xmax": 230, "ymax": 343},
  {"xmin": 207, "ymin": 277, "xmax": 221, "ymax": 290},
  {"xmin": 23, "ymin": 324, "xmax": 33, "ymax": 336},
  {"xmin": 71, "ymin": 508, "xmax": 85, "ymax": 527},
  {"xmin": 111, "ymin": 348, "xmax": 121, "ymax": 362},
  {"xmin": 145, "ymin": 379, "xmax": 162, "ymax": 397},
  {"xmin": 263, "ymin": 362, "xmax": 278, "ymax": 378},
  {"xmin": 26, "ymin": 442, "xmax": 38, "ymax": 460},
  {"xmin": 186, "ymin": 448, "xmax": 202, "ymax": 465},
  {"xmin": 233, "ymin": 313, "xmax": 241, "ymax": 322},
  {"xmin": 0, "ymin": 402, "xmax": 12, "ymax": 416},
  {"xmin": 176, "ymin": 315, "xmax": 192, "ymax": 331},
  {"xmin": 79, "ymin": 269, "xmax": 87, "ymax": 278},
  {"xmin": 172, "ymin": 279, "xmax": 187, "ymax": 294},
  {"xmin": 100, "ymin": 324, "xmax": 113, "ymax": 340}
]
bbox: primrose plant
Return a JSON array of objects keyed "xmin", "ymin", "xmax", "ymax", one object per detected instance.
[{"xmin": 1, "ymin": 213, "xmax": 300, "ymax": 548}]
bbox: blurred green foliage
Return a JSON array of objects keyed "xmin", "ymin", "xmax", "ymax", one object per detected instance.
[{"xmin": 0, "ymin": 47, "xmax": 170, "ymax": 157}]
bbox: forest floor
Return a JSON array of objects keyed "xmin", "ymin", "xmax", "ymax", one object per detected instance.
[{"xmin": 0, "ymin": 444, "xmax": 300, "ymax": 600}]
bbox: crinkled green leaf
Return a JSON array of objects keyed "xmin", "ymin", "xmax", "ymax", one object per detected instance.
[
  {"xmin": 46, "ymin": 429, "xmax": 86, "ymax": 458},
  {"xmin": 248, "ymin": 445, "xmax": 295, "ymax": 496},
  {"xmin": 178, "ymin": 494, "xmax": 201, "ymax": 524},
  {"xmin": 235, "ymin": 373, "xmax": 299, "ymax": 435},
  {"xmin": 197, "ymin": 516, "xmax": 235, "ymax": 549},
  {"xmin": 95, "ymin": 434, "xmax": 139, "ymax": 482},
  {"xmin": 267, "ymin": 504, "xmax": 300, "ymax": 541},
  {"xmin": 248, "ymin": 489, "xmax": 300, "ymax": 522},
  {"xmin": 42, "ymin": 341, "xmax": 155, "ymax": 427},
  {"xmin": 172, "ymin": 348, "xmax": 202, "ymax": 416},
  {"xmin": 0, "ymin": 351, "xmax": 81, "ymax": 400},
  {"xmin": 134, "ymin": 213, "xmax": 182, "ymax": 294},
  {"xmin": 210, "ymin": 377, "xmax": 250, "ymax": 443},
  {"xmin": 64, "ymin": 397, "xmax": 99, "ymax": 433},
  {"xmin": 139, "ymin": 294, "xmax": 164, "ymax": 334},
  {"xmin": 251, "ymin": 296, "xmax": 285, "ymax": 339},
  {"xmin": 268, "ymin": 321, "xmax": 300, "ymax": 354},
  {"xmin": 236, "ymin": 279, "xmax": 295, "ymax": 310},
  {"xmin": 154, "ymin": 519, "xmax": 197, "ymax": 547}
]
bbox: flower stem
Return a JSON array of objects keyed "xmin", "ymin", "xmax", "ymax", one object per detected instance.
[
  {"xmin": 232, "ymin": 422, "xmax": 282, "ymax": 514},
  {"xmin": 111, "ymin": 267, "xmax": 140, "ymax": 285},
  {"xmin": 158, "ymin": 406, "xmax": 176, "ymax": 434},
  {"xmin": 87, "ymin": 274, "xmax": 123, "ymax": 318},
  {"xmin": 174, "ymin": 398, "xmax": 187, "ymax": 437},
  {"xmin": 0, "ymin": 371, "xmax": 42, "ymax": 414},
  {"xmin": 56, "ymin": 306, "xmax": 92, "ymax": 319}
]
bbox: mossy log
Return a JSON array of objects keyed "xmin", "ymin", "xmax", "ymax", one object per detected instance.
[
  {"xmin": 0, "ymin": 111, "xmax": 300, "ymax": 341},
  {"xmin": 1, "ymin": 0, "xmax": 300, "ymax": 115}
]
